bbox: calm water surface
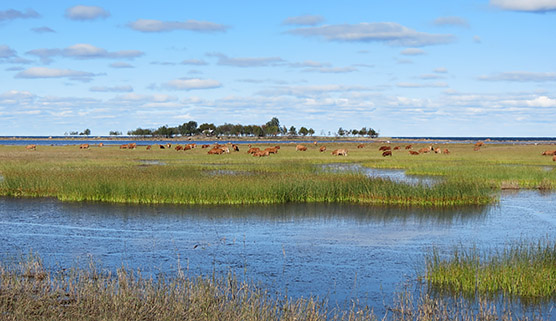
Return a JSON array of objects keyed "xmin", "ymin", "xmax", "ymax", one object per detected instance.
[{"xmin": 1, "ymin": 191, "xmax": 555, "ymax": 314}]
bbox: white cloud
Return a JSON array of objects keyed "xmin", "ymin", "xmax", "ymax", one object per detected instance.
[
  {"xmin": 26, "ymin": 44, "xmax": 143, "ymax": 63},
  {"xmin": 109, "ymin": 62, "xmax": 134, "ymax": 68},
  {"xmin": 479, "ymin": 71, "xmax": 556, "ymax": 82},
  {"xmin": 433, "ymin": 16, "xmax": 469, "ymax": 28},
  {"xmin": 397, "ymin": 82, "xmax": 449, "ymax": 88},
  {"xmin": 526, "ymin": 96, "xmax": 556, "ymax": 107},
  {"xmin": 65, "ymin": 5, "xmax": 110, "ymax": 20},
  {"xmin": 90, "ymin": 85, "xmax": 133, "ymax": 93},
  {"xmin": 163, "ymin": 78, "xmax": 222, "ymax": 90},
  {"xmin": 208, "ymin": 53, "xmax": 285, "ymax": 67},
  {"xmin": 0, "ymin": 90, "xmax": 36, "ymax": 105},
  {"xmin": 0, "ymin": 8, "xmax": 39, "ymax": 21},
  {"xmin": 287, "ymin": 22, "xmax": 454, "ymax": 47},
  {"xmin": 303, "ymin": 66, "xmax": 357, "ymax": 73},
  {"xmin": 282, "ymin": 15, "xmax": 324, "ymax": 26},
  {"xmin": 400, "ymin": 48, "xmax": 425, "ymax": 56},
  {"xmin": 128, "ymin": 19, "xmax": 229, "ymax": 32},
  {"xmin": 181, "ymin": 59, "xmax": 208, "ymax": 65},
  {"xmin": 0, "ymin": 45, "xmax": 17, "ymax": 59},
  {"xmin": 31, "ymin": 26, "xmax": 55, "ymax": 33},
  {"xmin": 15, "ymin": 67, "xmax": 97, "ymax": 82},
  {"xmin": 490, "ymin": 0, "xmax": 556, "ymax": 12},
  {"xmin": 434, "ymin": 67, "xmax": 448, "ymax": 73}
]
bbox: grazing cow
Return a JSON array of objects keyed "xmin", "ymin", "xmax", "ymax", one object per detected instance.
[
  {"xmin": 159, "ymin": 145, "xmax": 165, "ymax": 149},
  {"xmin": 542, "ymin": 150, "xmax": 556, "ymax": 156},
  {"xmin": 232, "ymin": 144, "xmax": 240, "ymax": 152},
  {"xmin": 253, "ymin": 150, "xmax": 270, "ymax": 157},
  {"xmin": 405, "ymin": 145, "xmax": 412, "ymax": 150},
  {"xmin": 186, "ymin": 144, "xmax": 196, "ymax": 149},
  {"xmin": 475, "ymin": 141, "xmax": 485, "ymax": 148},
  {"xmin": 201, "ymin": 144, "xmax": 210, "ymax": 149},
  {"xmin": 319, "ymin": 146, "xmax": 327, "ymax": 152},
  {"xmin": 79, "ymin": 144, "xmax": 89, "ymax": 149},
  {"xmin": 25, "ymin": 144, "xmax": 36, "ymax": 150},
  {"xmin": 378, "ymin": 145, "xmax": 391, "ymax": 151},
  {"xmin": 128, "ymin": 143, "xmax": 137, "ymax": 149},
  {"xmin": 443, "ymin": 148, "xmax": 450, "ymax": 154},
  {"xmin": 221, "ymin": 146, "xmax": 230, "ymax": 153},
  {"xmin": 553, "ymin": 155, "xmax": 556, "ymax": 162},
  {"xmin": 98, "ymin": 143, "xmax": 104, "ymax": 147},
  {"xmin": 146, "ymin": 145, "xmax": 151, "ymax": 150},
  {"xmin": 274, "ymin": 145, "xmax": 281, "ymax": 149},
  {"xmin": 120, "ymin": 144, "xmax": 128, "ymax": 149},
  {"xmin": 208, "ymin": 148, "xmax": 224, "ymax": 155},
  {"xmin": 296, "ymin": 145, "xmax": 307, "ymax": 151},
  {"xmin": 357, "ymin": 144, "xmax": 365, "ymax": 149},
  {"xmin": 264, "ymin": 147, "xmax": 279, "ymax": 154},
  {"xmin": 166, "ymin": 143, "xmax": 172, "ymax": 149},
  {"xmin": 382, "ymin": 151, "xmax": 392, "ymax": 157},
  {"xmin": 247, "ymin": 147, "xmax": 260, "ymax": 154},
  {"xmin": 331, "ymin": 149, "xmax": 348, "ymax": 156},
  {"xmin": 409, "ymin": 150, "xmax": 420, "ymax": 155},
  {"xmin": 434, "ymin": 148, "xmax": 441, "ymax": 154},
  {"xmin": 313, "ymin": 141, "xmax": 318, "ymax": 145},
  {"xmin": 473, "ymin": 146, "xmax": 481, "ymax": 151},
  {"xmin": 393, "ymin": 146, "xmax": 400, "ymax": 150},
  {"xmin": 418, "ymin": 147, "xmax": 430, "ymax": 154},
  {"xmin": 183, "ymin": 145, "xmax": 192, "ymax": 151},
  {"xmin": 175, "ymin": 145, "xmax": 183, "ymax": 151}
]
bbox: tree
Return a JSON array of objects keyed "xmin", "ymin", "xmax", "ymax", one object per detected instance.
[
  {"xmin": 154, "ymin": 125, "xmax": 178, "ymax": 138},
  {"xmin": 109, "ymin": 130, "xmax": 122, "ymax": 136},
  {"xmin": 178, "ymin": 121, "xmax": 198, "ymax": 136},
  {"xmin": 337, "ymin": 127, "xmax": 346, "ymax": 136},
  {"xmin": 288, "ymin": 126, "xmax": 297, "ymax": 136},
  {"xmin": 351, "ymin": 129, "xmax": 359, "ymax": 136},
  {"xmin": 79, "ymin": 129, "xmax": 91, "ymax": 136},
  {"xmin": 368, "ymin": 128, "xmax": 379, "ymax": 138},
  {"xmin": 359, "ymin": 127, "xmax": 368, "ymax": 136},
  {"xmin": 198, "ymin": 123, "xmax": 216, "ymax": 136},
  {"xmin": 69, "ymin": 131, "xmax": 78, "ymax": 135},
  {"xmin": 127, "ymin": 128, "xmax": 153, "ymax": 137},
  {"xmin": 265, "ymin": 117, "xmax": 280, "ymax": 129},
  {"xmin": 308, "ymin": 128, "xmax": 315, "ymax": 136},
  {"xmin": 298, "ymin": 127, "xmax": 309, "ymax": 136}
]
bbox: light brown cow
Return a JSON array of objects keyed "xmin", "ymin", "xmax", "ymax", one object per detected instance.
[
  {"xmin": 405, "ymin": 145, "xmax": 412, "ymax": 150},
  {"xmin": 79, "ymin": 144, "xmax": 89, "ymax": 149},
  {"xmin": 393, "ymin": 146, "xmax": 400, "ymax": 150},
  {"xmin": 442, "ymin": 148, "xmax": 450, "ymax": 155},
  {"xmin": 98, "ymin": 143, "xmax": 104, "ymax": 147},
  {"xmin": 434, "ymin": 148, "xmax": 441, "ymax": 154},
  {"xmin": 357, "ymin": 144, "xmax": 365, "ymax": 149},
  {"xmin": 120, "ymin": 144, "xmax": 128, "ymax": 149},
  {"xmin": 247, "ymin": 147, "xmax": 260, "ymax": 154},
  {"xmin": 253, "ymin": 150, "xmax": 270, "ymax": 157},
  {"xmin": 418, "ymin": 147, "xmax": 430, "ymax": 154},
  {"xmin": 409, "ymin": 150, "xmax": 420, "ymax": 155},
  {"xmin": 264, "ymin": 147, "xmax": 279, "ymax": 154},
  {"xmin": 128, "ymin": 143, "xmax": 137, "ymax": 149},
  {"xmin": 319, "ymin": 146, "xmax": 326, "ymax": 152},
  {"xmin": 208, "ymin": 148, "xmax": 224, "ymax": 155},
  {"xmin": 553, "ymin": 155, "xmax": 556, "ymax": 162},
  {"xmin": 475, "ymin": 141, "xmax": 485, "ymax": 148},
  {"xmin": 473, "ymin": 146, "xmax": 481, "ymax": 151},
  {"xmin": 331, "ymin": 149, "xmax": 348, "ymax": 156},
  {"xmin": 296, "ymin": 145, "xmax": 307, "ymax": 151},
  {"xmin": 542, "ymin": 150, "xmax": 556, "ymax": 156},
  {"xmin": 146, "ymin": 145, "xmax": 152, "ymax": 150},
  {"xmin": 25, "ymin": 144, "xmax": 36, "ymax": 150},
  {"xmin": 382, "ymin": 151, "xmax": 392, "ymax": 157}
]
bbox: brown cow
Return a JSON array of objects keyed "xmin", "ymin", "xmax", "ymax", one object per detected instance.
[
  {"xmin": 186, "ymin": 143, "xmax": 196, "ymax": 149},
  {"xmin": 331, "ymin": 149, "xmax": 348, "ymax": 156},
  {"xmin": 475, "ymin": 141, "xmax": 485, "ymax": 148},
  {"xmin": 183, "ymin": 145, "xmax": 192, "ymax": 151},
  {"xmin": 434, "ymin": 148, "xmax": 441, "ymax": 154},
  {"xmin": 418, "ymin": 148, "xmax": 430, "ymax": 154},
  {"xmin": 208, "ymin": 148, "xmax": 224, "ymax": 155},
  {"xmin": 146, "ymin": 145, "xmax": 152, "ymax": 150},
  {"xmin": 79, "ymin": 144, "xmax": 89, "ymax": 149},
  {"xmin": 296, "ymin": 145, "xmax": 307, "ymax": 151},
  {"xmin": 128, "ymin": 143, "xmax": 137, "ymax": 149},
  {"xmin": 120, "ymin": 144, "xmax": 128, "ymax": 149},
  {"xmin": 473, "ymin": 146, "xmax": 481, "ymax": 151},
  {"xmin": 274, "ymin": 145, "xmax": 281, "ymax": 149},
  {"xmin": 232, "ymin": 144, "xmax": 240, "ymax": 152},
  {"xmin": 357, "ymin": 144, "xmax": 365, "ymax": 149},
  {"xmin": 166, "ymin": 143, "xmax": 172, "ymax": 149},
  {"xmin": 553, "ymin": 155, "xmax": 556, "ymax": 162},
  {"xmin": 201, "ymin": 144, "xmax": 210, "ymax": 149},
  {"xmin": 542, "ymin": 150, "xmax": 556, "ymax": 156},
  {"xmin": 409, "ymin": 150, "xmax": 420, "ymax": 155},
  {"xmin": 175, "ymin": 145, "xmax": 183, "ymax": 151},
  {"xmin": 159, "ymin": 145, "xmax": 165, "ymax": 149},
  {"xmin": 378, "ymin": 145, "xmax": 391, "ymax": 151},
  {"xmin": 443, "ymin": 148, "xmax": 450, "ymax": 154},
  {"xmin": 247, "ymin": 147, "xmax": 260, "ymax": 154},
  {"xmin": 393, "ymin": 146, "xmax": 400, "ymax": 150},
  {"xmin": 264, "ymin": 147, "xmax": 279, "ymax": 154},
  {"xmin": 319, "ymin": 146, "xmax": 327, "ymax": 152},
  {"xmin": 382, "ymin": 151, "xmax": 392, "ymax": 157},
  {"xmin": 98, "ymin": 143, "xmax": 104, "ymax": 147},
  {"xmin": 253, "ymin": 150, "xmax": 270, "ymax": 157},
  {"xmin": 405, "ymin": 145, "xmax": 412, "ymax": 150},
  {"xmin": 25, "ymin": 144, "xmax": 36, "ymax": 150}
]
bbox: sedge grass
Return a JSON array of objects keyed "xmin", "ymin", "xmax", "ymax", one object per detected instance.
[{"xmin": 425, "ymin": 238, "xmax": 556, "ymax": 302}]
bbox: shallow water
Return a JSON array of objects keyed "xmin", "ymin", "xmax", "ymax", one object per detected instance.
[
  {"xmin": 320, "ymin": 163, "xmax": 438, "ymax": 185},
  {"xmin": 0, "ymin": 191, "xmax": 555, "ymax": 314}
]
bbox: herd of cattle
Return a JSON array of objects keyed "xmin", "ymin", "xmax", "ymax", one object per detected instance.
[{"xmin": 20, "ymin": 141, "xmax": 556, "ymax": 161}]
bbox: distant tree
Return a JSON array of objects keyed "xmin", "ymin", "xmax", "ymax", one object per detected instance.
[
  {"xmin": 109, "ymin": 130, "xmax": 122, "ymax": 136},
  {"xmin": 367, "ymin": 128, "xmax": 379, "ymax": 138},
  {"xmin": 178, "ymin": 121, "xmax": 198, "ymax": 136},
  {"xmin": 337, "ymin": 127, "xmax": 346, "ymax": 136},
  {"xmin": 154, "ymin": 125, "xmax": 178, "ymax": 138},
  {"xmin": 359, "ymin": 127, "xmax": 368, "ymax": 136},
  {"xmin": 231, "ymin": 124, "xmax": 244, "ymax": 136},
  {"xmin": 252, "ymin": 125, "xmax": 264, "ymax": 137},
  {"xmin": 127, "ymin": 128, "xmax": 153, "ymax": 137},
  {"xmin": 265, "ymin": 117, "xmax": 280, "ymax": 129},
  {"xmin": 308, "ymin": 128, "xmax": 315, "ymax": 136},
  {"xmin": 351, "ymin": 129, "xmax": 359, "ymax": 136},
  {"xmin": 263, "ymin": 125, "xmax": 279, "ymax": 136},
  {"xmin": 288, "ymin": 126, "xmax": 297, "ymax": 136},
  {"xmin": 298, "ymin": 127, "xmax": 309, "ymax": 136},
  {"xmin": 79, "ymin": 129, "xmax": 91, "ymax": 136},
  {"xmin": 281, "ymin": 126, "xmax": 288, "ymax": 136},
  {"xmin": 69, "ymin": 131, "xmax": 78, "ymax": 135},
  {"xmin": 215, "ymin": 123, "xmax": 234, "ymax": 136},
  {"xmin": 198, "ymin": 123, "xmax": 216, "ymax": 136}
]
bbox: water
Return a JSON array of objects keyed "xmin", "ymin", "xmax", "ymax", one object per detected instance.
[
  {"xmin": 321, "ymin": 163, "xmax": 438, "ymax": 185},
  {"xmin": 0, "ymin": 192, "xmax": 555, "ymax": 315}
]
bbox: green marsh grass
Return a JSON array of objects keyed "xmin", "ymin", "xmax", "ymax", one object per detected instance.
[
  {"xmin": 0, "ymin": 254, "xmax": 549, "ymax": 320},
  {"xmin": 425, "ymin": 238, "xmax": 556, "ymax": 302},
  {"xmin": 0, "ymin": 144, "xmax": 493, "ymax": 206}
]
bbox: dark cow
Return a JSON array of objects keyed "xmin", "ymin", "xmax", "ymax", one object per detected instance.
[
  {"xmin": 382, "ymin": 151, "xmax": 392, "ymax": 157},
  {"xmin": 357, "ymin": 144, "xmax": 365, "ymax": 149},
  {"xmin": 378, "ymin": 145, "xmax": 391, "ymax": 151},
  {"xmin": 393, "ymin": 146, "xmax": 400, "ymax": 150},
  {"xmin": 409, "ymin": 150, "xmax": 420, "ymax": 155},
  {"xmin": 405, "ymin": 145, "xmax": 412, "ymax": 150},
  {"xmin": 175, "ymin": 145, "xmax": 183, "ymax": 151}
]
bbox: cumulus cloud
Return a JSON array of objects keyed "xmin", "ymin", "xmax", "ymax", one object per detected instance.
[
  {"xmin": 163, "ymin": 78, "xmax": 222, "ymax": 90},
  {"xmin": 181, "ymin": 59, "xmax": 208, "ymax": 65},
  {"xmin": 0, "ymin": 45, "xmax": 17, "ymax": 59},
  {"xmin": 256, "ymin": 84, "xmax": 376, "ymax": 97},
  {"xmin": 26, "ymin": 44, "xmax": 143, "ymax": 63},
  {"xmin": 400, "ymin": 48, "xmax": 425, "ymax": 55},
  {"xmin": 208, "ymin": 53, "xmax": 285, "ymax": 67},
  {"xmin": 490, "ymin": 0, "xmax": 556, "ymax": 12},
  {"xmin": 15, "ymin": 67, "xmax": 98, "ymax": 82},
  {"xmin": 286, "ymin": 22, "xmax": 454, "ymax": 47},
  {"xmin": 0, "ymin": 8, "xmax": 39, "ymax": 21},
  {"xmin": 128, "ymin": 19, "xmax": 229, "ymax": 32},
  {"xmin": 397, "ymin": 82, "xmax": 449, "ymax": 88},
  {"xmin": 31, "ymin": 26, "xmax": 55, "ymax": 33},
  {"xmin": 526, "ymin": 96, "xmax": 556, "ymax": 107},
  {"xmin": 65, "ymin": 5, "xmax": 110, "ymax": 20},
  {"xmin": 0, "ymin": 90, "xmax": 36, "ymax": 105},
  {"xmin": 109, "ymin": 62, "xmax": 134, "ymax": 68},
  {"xmin": 478, "ymin": 71, "xmax": 556, "ymax": 82},
  {"xmin": 303, "ymin": 66, "xmax": 357, "ymax": 73},
  {"xmin": 434, "ymin": 67, "xmax": 448, "ymax": 73},
  {"xmin": 90, "ymin": 85, "xmax": 133, "ymax": 93},
  {"xmin": 433, "ymin": 16, "xmax": 469, "ymax": 27},
  {"xmin": 282, "ymin": 15, "xmax": 324, "ymax": 26}
]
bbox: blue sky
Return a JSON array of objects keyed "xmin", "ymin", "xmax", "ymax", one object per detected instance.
[{"xmin": 1, "ymin": 0, "xmax": 555, "ymax": 137}]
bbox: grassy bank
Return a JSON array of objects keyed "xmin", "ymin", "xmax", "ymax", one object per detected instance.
[
  {"xmin": 0, "ymin": 255, "xmax": 548, "ymax": 320},
  {"xmin": 0, "ymin": 143, "xmax": 495, "ymax": 206},
  {"xmin": 425, "ymin": 238, "xmax": 556, "ymax": 302}
]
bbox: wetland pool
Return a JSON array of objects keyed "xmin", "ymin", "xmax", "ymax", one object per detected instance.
[{"xmin": 0, "ymin": 191, "xmax": 555, "ymax": 314}]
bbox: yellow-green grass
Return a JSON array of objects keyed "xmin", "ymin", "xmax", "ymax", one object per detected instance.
[
  {"xmin": 0, "ymin": 254, "xmax": 547, "ymax": 321},
  {"xmin": 0, "ymin": 143, "xmax": 493, "ymax": 206},
  {"xmin": 425, "ymin": 238, "xmax": 556, "ymax": 302}
]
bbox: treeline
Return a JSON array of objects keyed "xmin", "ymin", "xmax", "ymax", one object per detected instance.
[{"xmin": 123, "ymin": 117, "xmax": 378, "ymax": 138}]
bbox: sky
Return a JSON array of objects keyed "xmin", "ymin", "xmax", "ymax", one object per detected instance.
[{"xmin": 1, "ymin": 0, "xmax": 555, "ymax": 137}]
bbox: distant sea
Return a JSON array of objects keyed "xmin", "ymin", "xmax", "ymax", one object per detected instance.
[{"xmin": 0, "ymin": 136, "xmax": 555, "ymax": 146}]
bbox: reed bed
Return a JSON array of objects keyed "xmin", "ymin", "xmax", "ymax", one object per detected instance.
[
  {"xmin": 0, "ymin": 255, "xmax": 548, "ymax": 320},
  {"xmin": 425, "ymin": 238, "xmax": 556, "ymax": 302}
]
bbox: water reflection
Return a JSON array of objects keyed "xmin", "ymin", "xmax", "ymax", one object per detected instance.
[{"xmin": 320, "ymin": 163, "xmax": 438, "ymax": 186}]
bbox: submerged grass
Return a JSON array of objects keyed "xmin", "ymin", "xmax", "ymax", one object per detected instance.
[
  {"xmin": 425, "ymin": 238, "xmax": 556, "ymax": 302},
  {"xmin": 0, "ymin": 254, "xmax": 549, "ymax": 320}
]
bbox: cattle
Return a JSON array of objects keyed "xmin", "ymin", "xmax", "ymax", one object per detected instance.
[
  {"xmin": 418, "ymin": 147, "xmax": 430, "ymax": 154},
  {"xmin": 475, "ymin": 141, "xmax": 485, "ymax": 148},
  {"xmin": 183, "ymin": 145, "xmax": 192, "ymax": 151},
  {"xmin": 331, "ymin": 149, "xmax": 348, "ymax": 156},
  {"xmin": 313, "ymin": 141, "xmax": 318, "ymax": 145},
  {"xmin": 98, "ymin": 143, "xmax": 104, "ymax": 147},
  {"xmin": 382, "ymin": 151, "xmax": 392, "ymax": 157},
  {"xmin": 405, "ymin": 145, "xmax": 412, "ymax": 150},
  {"xmin": 393, "ymin": 146, "xmax": 400, "ymax": 150},
  {"xmin": 378, "ymin": 145, "xmax": 391, "ymax": 151},
  {"xmin": 232, "ymin": 144, "xmax": 240, "ymax": 152},
  {"xmin": 443, "ymin": 148, "xmax": 450, "ymax": 155},
  {"xmin": 473, "ymin": 146, "xmax": 481, "ymax": 151},
  {"xmin": 434, "ymin": 148, "xmax": 441, "ymax": 154},
  {"xmin": 357, "ymin": 144, "xmax": 365, "ymax": 149},
  {"xmin": 264, "ymin": 147, "xmax": 279, "ymax": 154},
  {"xmin": 274, "ymin": 145, "xmax": 281, "ymax": 149},
  {"xmin": 253, "ymin": 150, "xmax": 270, "ymax": 157},
  {"xmin": 146, "ymin": 145, "xmax": 152, "ymax": 150},
  {"xmin": 166, "ymin": 143, "xmax": 172, "ymax": 149},
  {"xmin": 79, "ymin": 144, "xmax": 89, "ymax": 149},
  {"xmin": 553, "ymin": 155, "xmax": 556, "ymax": 162},
  {"xmin": 247, "ymin": 147, "xmax": 260, "ymax": 154},
  {"xmin": 175, "ymin": 145, "xmax": 183, "ymax": 151},
  {"xmin": 25, "ymin": 144, "xmax": 36, "ymax": 150},
  {"xmin": 201, "ymin": 144, "xmax": 210, "ymax": 149},
  {"xmin": 120, "ymin": 144, "xmax": 128, "ymax": 149},
  {"xmin": 186, "ymin": 143, "xmax": 196, "ymax": 149},
  {"xmin": 128, "ymin": 143, "xmax": 137, "ymax": 149},
  {"xmin": 542, "ymin": 150, "xmax": 556, "ymax": 156},
  {"xmin": 319, "ymin": 146, "xmax": 327, "ymax": 152},
  {"xmin": 159, "ymin": 145, "xmax": 165, "ymax": 149},
  {"xmin": 409, "ymin": 150, "xmax": 420, "ymax": 155},
  {"xmin": 296, "ymin": 145, "xmax": 307, "ymax": 151},
  {"xmin": 208, "ymin": 148, "xmax": 224, "ymax": 155}
]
